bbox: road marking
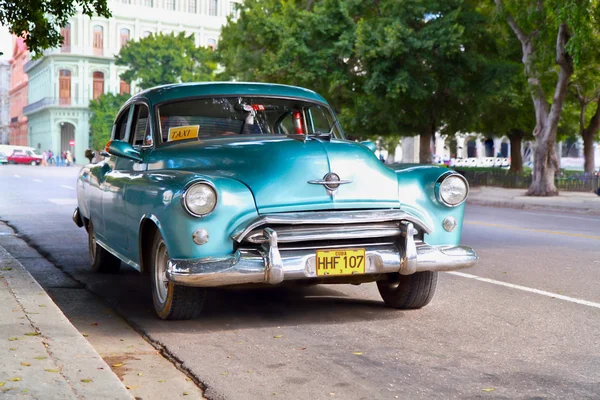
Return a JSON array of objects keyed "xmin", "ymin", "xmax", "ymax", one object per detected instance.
[
  {"xmin": 521, "ymin": 211, "xmax": 600, "ymax": 222},
  {"xmin": 13, "ymin": 174, "xmax": 20, "ymax": 178},
  {"xmin": 32, "ymin": 179, "xmax": 42, "ymax": 183},
  {"xmin": 49, "ymin": 198, "xmax": 77, "ymax": 206},
  {"xmin": 61, "ymin": 185, "xmax": 75, "ymax": 190},
  {"xmin": 448, "ymin": 271, "xmax": 600, "ymax": 310},
  {"xmin": 465, "ymin": 221, "xmax": 600, "ymax": 241}
]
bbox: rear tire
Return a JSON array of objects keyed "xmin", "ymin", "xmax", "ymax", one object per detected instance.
[
  {"xmin": 150, "ymin": 231, "xmax": 206, "ymax": 320},
  {"xmin": 377, "ymin": 271, "xmax": 437, "ymax": 309},
  {"xmin": 88, "ymin": 220, "xmax": 121, "ymax": 273}
]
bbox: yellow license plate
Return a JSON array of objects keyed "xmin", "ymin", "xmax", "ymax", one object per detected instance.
[{"xmin": 315, "ymin": 248, "xmax": 366, "ymax": 276}]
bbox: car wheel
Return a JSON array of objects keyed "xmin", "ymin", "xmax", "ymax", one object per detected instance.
[
  {"xmin": 376, "ymin": 271, "xmax": 437, "ymax": 309},
  {"xmin": 88, "ymin": 220, "xmax": 121, "ymax": 273},
  {"xmin": 150, "ymin": 231, "xmax": 206, "ymax": 320},
  {"xmin": 30, "ymin": 161, "xmax": 37, "ymax": 166}
]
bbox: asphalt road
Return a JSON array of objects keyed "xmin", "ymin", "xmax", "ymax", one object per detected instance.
[{"xmin": 1, "ymin": 164, "xmax": 599, "ymax": 399}]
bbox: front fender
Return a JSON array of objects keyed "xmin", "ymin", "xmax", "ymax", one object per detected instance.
[
  {"xmin": 394, "ymin": 165, "xmax": 466, "ymax": 246},
  {"xmin": 132, "ymin": 171, "xmax": 258, "ymax": 260}
]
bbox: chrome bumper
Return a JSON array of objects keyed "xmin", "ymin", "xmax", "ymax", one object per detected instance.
[{"xmin": 166, "ymin": 222, "xmax": 478, "ymax": 288}]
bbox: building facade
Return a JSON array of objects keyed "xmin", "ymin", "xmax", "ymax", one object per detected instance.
[
  {"xmin": 0, "ymin": 60, "xmax": 10, "ymax": 144},
  {"xmin": 8, "ymin": 37, "xmax": 29, "ymax": 146},
  {"xmin": 23, "ymin": 0, "xmax": 237, "ymax": 163},
  {"xmin": 398, "ymin": 133, "xmax": 600, "ymax": 170}
]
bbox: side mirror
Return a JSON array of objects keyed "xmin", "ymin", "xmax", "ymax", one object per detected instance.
[
  {"xmin": 106, "ymin": 140, "xmax": 143, "ymax": 162},
  {"xmin": 360, "ymin": 140, "xmax": 377, "ymax": 152}
]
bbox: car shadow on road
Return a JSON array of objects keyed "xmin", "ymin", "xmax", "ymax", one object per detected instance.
[{"xmin": 89, "ymin": 268, "xmax": 407, "ymax": 333}]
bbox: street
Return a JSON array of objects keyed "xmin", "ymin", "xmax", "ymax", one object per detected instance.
[{"xmin": 1, "ymin": 164, "xmax": 599, "ymax": 399}]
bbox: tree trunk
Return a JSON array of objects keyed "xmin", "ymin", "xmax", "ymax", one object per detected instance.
[
  {"xmin": 508, "ymin": 130, "xmax": 523, "ymax": 174},
  {"xmin": 582, "ymin": 129, "xmax": 595, "ymax": 173},
  {"xmin": 526, "ymin": 24, "xmax": 573, "ymax": 196},
  {"xmin": 419, "ymin": 117, "xmax": 436, "ymax": 164},
  {"xmin": 528, "ymin": 137, "xmax": 559, "ymax": 196},
  {"xmin": 580, "ymin": 101, "xmax": 600, "ymax": 174},
  {"xmin": 419, "ymin": 131, "xmax": 431, "ymax": 164},
  {"xmin": 496, "ymin": 0, "xmax": 573, "ymax": 196}
]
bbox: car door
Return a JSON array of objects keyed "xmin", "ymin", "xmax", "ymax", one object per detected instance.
[
  {"xmin": 123, "ymin": 102, "xmax": 153, "ymax": 264},
  {"xmin": 100, "ymin": 106, "xmax": 133, "ymax": 254},
  {"xmin": 101, "ymin": 102, "xmax": 152, "ymax": 260}
]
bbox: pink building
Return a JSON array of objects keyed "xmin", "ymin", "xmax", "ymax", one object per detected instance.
[{"xmin": 9, "ymin": 36, "xmax": 28, "ymax": 146}]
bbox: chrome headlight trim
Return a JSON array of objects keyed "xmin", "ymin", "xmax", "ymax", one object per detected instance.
[
  {"xmin": 435, "ymin": 173, "xmax": 469, "ymax": 207},
  {"xmin": 181, "ymin": 180, "xmax": 218, "ymax": 217}
]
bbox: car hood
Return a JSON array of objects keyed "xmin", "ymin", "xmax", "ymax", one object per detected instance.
[{"xmin": 150, "ymin": 136, "xmax": 400, "ymax": 213}]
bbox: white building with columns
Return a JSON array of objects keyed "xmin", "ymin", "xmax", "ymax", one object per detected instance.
[
  {"xmin": 23, "ymin": 0, "xmax": 237, "ymax": 163},
  {"xmin": 396, "ymin": 133, "xmax": 600, "ymax": 170}
]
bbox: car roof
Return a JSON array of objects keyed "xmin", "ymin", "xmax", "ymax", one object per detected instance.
[{"xmin": 131, "ymin": 82, "xmax": 329, "ymax": 107}]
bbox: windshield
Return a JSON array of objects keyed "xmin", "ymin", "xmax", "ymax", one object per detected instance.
[{"xmin": 157, "ymin": 96, "xmax": 342, "ymax": 144}]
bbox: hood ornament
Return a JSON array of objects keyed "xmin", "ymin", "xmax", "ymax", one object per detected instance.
[{"xmin": 308, "ymin": 172, "xmax": 352, "ymax": 196}]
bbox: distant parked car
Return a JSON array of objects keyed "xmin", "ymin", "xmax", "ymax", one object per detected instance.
[
  {"xmin": 73, "ymin": 82, "xmax": 478, "ymax": 320},
  {"xmin": 7, "ymin": 149, "xmax": 42, "ymax": 166}
]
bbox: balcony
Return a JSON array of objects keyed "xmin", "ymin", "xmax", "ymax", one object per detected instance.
[{"xmin": 23, "ymin": 97, "xmax": 89, "ymax": 115}]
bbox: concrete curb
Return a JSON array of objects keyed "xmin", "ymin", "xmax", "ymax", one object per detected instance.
[
  {"xmin": 0, "ymin": 245, "xmax": 133, "ymax": 399},
  {"xmin": 467, "ymin": 198, "xmax": 600, "ymax": 216}
]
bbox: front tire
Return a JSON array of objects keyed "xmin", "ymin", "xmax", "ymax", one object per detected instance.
[
  {"xmin": 150, "ymin": 231, "xmax": 206, "ymax": 320},
  {"xmin": 88, "ymin": 220, "xmax": 121, "ymax": 273},
  {"xmin": 377, "ymin": 271, "xmax": 438, "ymax": 309}
]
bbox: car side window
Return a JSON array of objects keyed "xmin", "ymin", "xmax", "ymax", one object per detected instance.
[
  {"xmin": 130, "ymin": 104, "xmax": 151, "ymax": 147},
  {"xmin": 277, "ymin": 113, "xmax": 295, "ymax": 135},
  {"xmin": 308, "ymin": 106, "xmax": 333, "ymax": 133},
  {"xmin": 113, "ymin": 107, "xmax": 130, "ymax": 141}
]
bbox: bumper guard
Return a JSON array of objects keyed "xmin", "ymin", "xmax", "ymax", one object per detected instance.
[{"xmin": 166, "ymin": 222, "xmax": 478, "ymax": 287}]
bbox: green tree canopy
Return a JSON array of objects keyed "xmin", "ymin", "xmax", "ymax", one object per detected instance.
[
  {"xmin": 89, "ymin": 93, "xmax": 130, "ymax": 150},
  {"xmin": 116, "ymin": 32, "xmax": 217, "ymax": 90},
  {"xmin": 353, "ymin": 0, "xmax": 509, "ymax": 163},
  {"xmin": 217, "ymin": 0, "xmax": 363, "ymax": 113},
  {"xmin": 217, "ymin": 0, "xmax": 510, "ymax": 163},
  {"xmin": 0, "ymin": 0, "xmax": 110, "ymax": 55}
]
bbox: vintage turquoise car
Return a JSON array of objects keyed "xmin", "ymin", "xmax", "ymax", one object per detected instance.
[{"xmin": 73, "ymin": 82, "xmax": 478, "ymax": 320}]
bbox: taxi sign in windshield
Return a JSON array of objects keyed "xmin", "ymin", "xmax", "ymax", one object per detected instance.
[{"xmin": 168, "ymin": 125, "xmax": 200, "ymax": 142}]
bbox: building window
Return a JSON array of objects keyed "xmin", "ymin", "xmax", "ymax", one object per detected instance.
[
  {"xmin": 207, "ymin": 38, "xmax": 216, "ymax": 51},
  {"xmin": 209, "ymin": 0, "xmax": 218, "ymax": 15},
  {"xmin": 59, "ymin": 70, "xmax": 71, "ymax": 105},
  {"xmin": 60, "ymin": 24, "xmax": 71, "ymax": 53},
  {"xmin": 145, "ymin": 0, "xmax": 153, "ymax": 6},
  {"xmin": 188, "ymin": 0, "xmax": 196, "ymax": 13},
  {"xmin": 228, "ymin": 1, "xmax": 239, "ymax": 17},
  {"xmin": 166, "ymin": 0, "xmax": 176, "ymax": 10},
  {"xmin": 93, "ymin": 26, "xmax": 104, "ymax": 56},
  {"xmin": 120, "ymin": 28, "xmax": 130, "ymax": 47},
  {"xmin": 93, "ymin": 72, "xmax": 105, "ymax": 100},
  {"xmin": 120, "ymin": 80, "xmax": 130, "ymax": 95}
]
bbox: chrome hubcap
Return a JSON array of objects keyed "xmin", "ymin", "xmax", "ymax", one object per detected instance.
[{"xmin": 154, "ymin": 240, "xmax": 169, "ymax": 304}]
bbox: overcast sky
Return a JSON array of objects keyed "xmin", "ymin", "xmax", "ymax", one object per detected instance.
[{"xmin": 0, "ymin": 25, "xmax": 13, "ymax": 60}]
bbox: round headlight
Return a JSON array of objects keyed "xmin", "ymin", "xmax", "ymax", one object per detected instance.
[
  {"xmin": 439, "ymin": 174, "xmax": 469, "ymax": 206},
  {"xmin": 183, "ymin": 182, "xmax": 217, "ymax": 217}
]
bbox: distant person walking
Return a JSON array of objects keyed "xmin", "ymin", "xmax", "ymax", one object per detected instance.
[
  {"xmin": 41, "ymin": 151, "xmax": 48, "ymax": 166},
  {"xmin": 47, "ymin": 150, "xmax": 54, "ymax": 165},
  {"xmin": 66, "ymin": 151, "xmax": 73, "ymax": 166}
]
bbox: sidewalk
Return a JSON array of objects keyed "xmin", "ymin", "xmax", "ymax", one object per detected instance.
[
  {"xmin": 467, "ymin": 186, "xmax": 600, "ymax": 215},
  {"xmin": 0, "ymin": 226, "xmax": 132, "ymax": 399}
]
